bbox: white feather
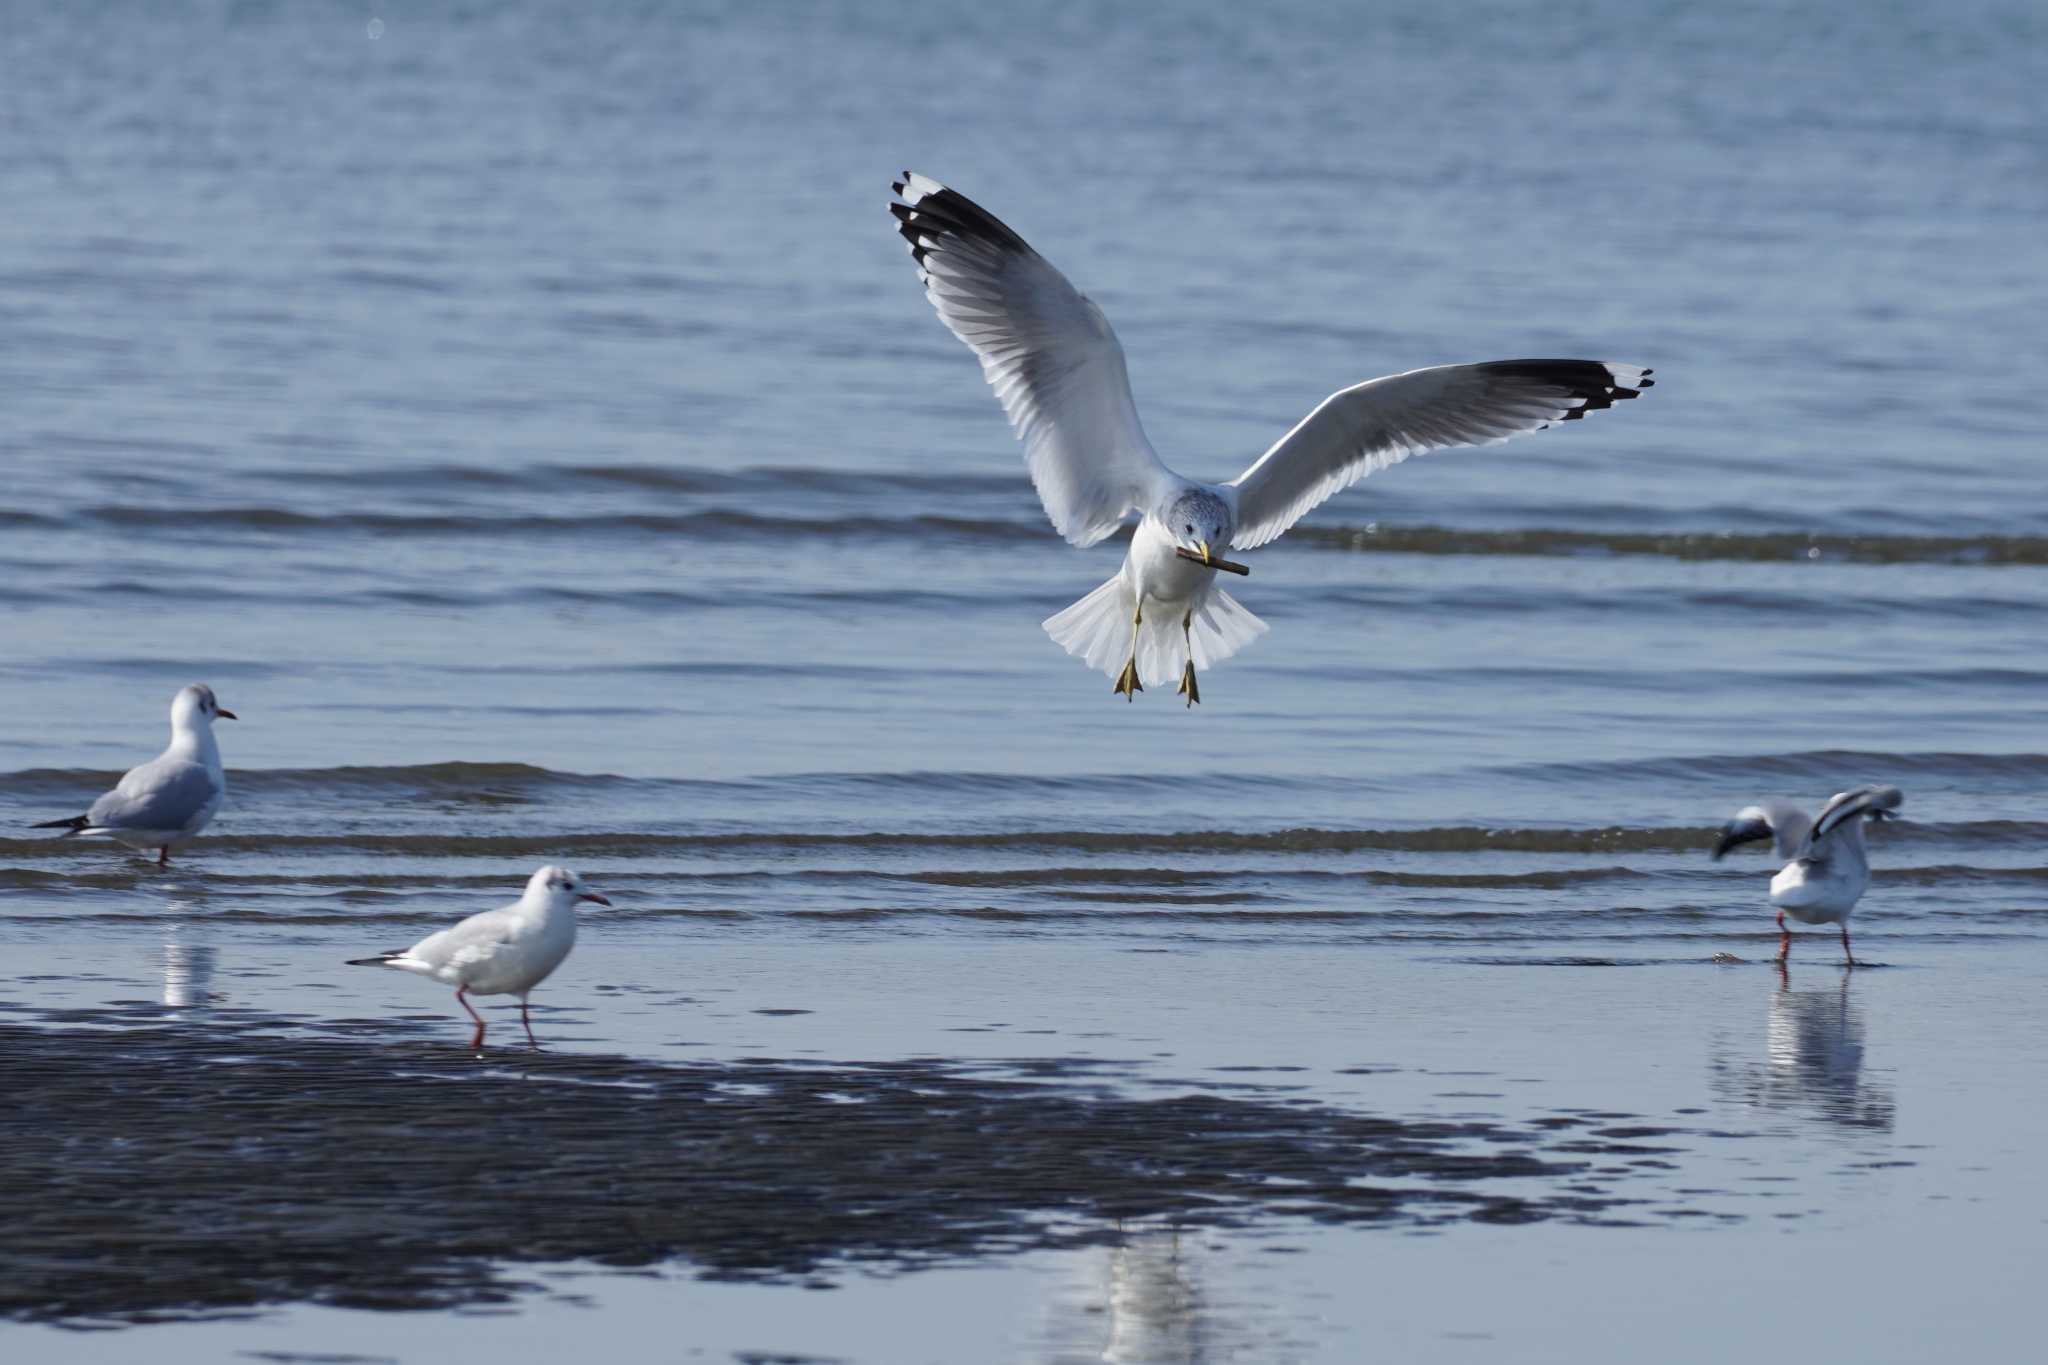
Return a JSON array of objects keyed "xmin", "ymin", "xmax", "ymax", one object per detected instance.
[
  {"xmin": 893, "ymin": 173, "xmax": 1175, "ymax": 547},
  {"xmin": 1228, "ymin": 360, "xmax": 1653, "ymax": 549}
]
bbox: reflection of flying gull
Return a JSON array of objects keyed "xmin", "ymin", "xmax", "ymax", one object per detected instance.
[
  {"xmin": 31, "ymin": 684, "xmax": 236, "ymax": 866},
  {"xmin": 1713, "ymin": 785, "xmax": 1904, "ymax": 964},
  {"xmin": 891, "ymin": 172, "xmax": 1653, "ymax": 704},
  {"xmin": 348, "ymin": 865, "xmax": 609, "ymax": 1049}
]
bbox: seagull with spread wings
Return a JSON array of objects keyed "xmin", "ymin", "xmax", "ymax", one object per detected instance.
[
  {"xmin": 890, "ymin": 172, "xmax": 1653, "ymax": 704},
  {"xmin": 1713, "ymin": 785, "xmax": 1904, "ymax": 966}
]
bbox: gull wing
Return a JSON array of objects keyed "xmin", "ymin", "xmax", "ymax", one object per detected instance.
[
  {"xmin": 1226, "ymin": 360, "xmax": 1653, "ymax": 549},
  {"xmin": 1810, "ymin": 786, "xmax": 1904, "ymax": 843},
  {"xmin": 891, "ymin": 172, "xmax": 1175, "ymax": 547},
  {"xmin": 406, "ymin": 905, "xmax": 522, "ymax": 972},
  {"xmin": 86, "ymin": 757, "xmax": 220, "ymax": 834},
  {"xmin": 1714, "ymin": 799, "xmax": 1814, "ymax": 862}
]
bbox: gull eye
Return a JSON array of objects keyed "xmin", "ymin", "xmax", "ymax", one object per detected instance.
[{"xmin": 1184, "ymin": 523, "xmax": 1193, "ymax": 533}]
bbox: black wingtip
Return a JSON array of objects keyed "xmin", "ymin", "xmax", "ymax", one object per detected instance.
[
  {"xmin": 30, "ymin": 814, "xmax": 89, "ymax": 835},
  {"xmin": 345, "ymin": 952, "xmax": 404, "ymax": 967},
  {"xmin": 1712, "ymin": 817, "xmax": 1772, "ymax": 861}
]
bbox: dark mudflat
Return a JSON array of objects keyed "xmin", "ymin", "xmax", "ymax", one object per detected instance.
[{"xmin": 2, "ymin": 1007, "xmax": 1659, "ymax": 1325}]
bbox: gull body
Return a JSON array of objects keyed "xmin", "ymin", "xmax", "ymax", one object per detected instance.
[
  {"xmin": 31, "ymin": 684, "xmax": 235, "ymax": 865},
  {"xmin": 347, "ymin": 864, "xmax": 609, "ymax": 1048},
  {"xmin": 890, "ymin": 172, "xmax": 1653, "ymax": 704},
  {"xmin": 1712, "ymin": 786, "xmax": 1903, "ymax": 964}
]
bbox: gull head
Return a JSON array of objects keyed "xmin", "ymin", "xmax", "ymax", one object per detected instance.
[
  {"xmin": 172, "ymin": 684, "xmax": 236, "ymax": 729},
  {"xmin": 1163, "ymin": 488, "xmax": 1234, "ymax": 567},
  {"xmin": 529, "ymin": 864, "xmax": 612, "ymax": 908}
]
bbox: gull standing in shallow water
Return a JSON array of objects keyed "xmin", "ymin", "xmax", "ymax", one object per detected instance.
[
  {"xmin": 890, "ymin": 172, "xmax": 1653, "ymax": 704},
  {"xmin": 31, "ymin": 684, "xmax": 235, "ymax": 866},
  {"xmin": 348, "ymin": 865, "xmax": 609, "ymax": 1048},
  {"xmin": 1713, "ymin": 785, "xmax": 1904, "ymax": 965}
]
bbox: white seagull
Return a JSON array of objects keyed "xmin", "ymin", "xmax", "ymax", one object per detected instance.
[
  {"xmin": 890, "ymin": 172, "xmax": 1653, "ymax": 704},
  {"xmin": 1712, "ymin": 785, "xmax": 1904, "ymax": 965},
  {"xmin": 32, "ymin": 683, "xmax": 236, "ymax": 865},
  {"xmin": 348, "ymin": 864, "xmax": 609, "ymax": 1048}
]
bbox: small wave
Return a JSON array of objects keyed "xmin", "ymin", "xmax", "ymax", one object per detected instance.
[
  {"xmin": 73, "ymin": 504, "xmax": 1045, "ymax": 544},
  {"xmin": 6, "ymin": 821, "xmax": 2039, "ymax": 859},
  {"xmin": 1291, "ymin": 524, "xmax": 2048, "ymax": 567},
  {"xmin": 1472, "ymin": 749, "xmax": 2048, "ymax": 790}
]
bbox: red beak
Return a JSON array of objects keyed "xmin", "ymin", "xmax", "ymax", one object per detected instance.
[
  {"xmin": 580, "ymin": 892, "xmax": 611, "ymax": 906},
  {"xmin": 216, "ymin": 709, "xmax": 238, "ymax": 720}
]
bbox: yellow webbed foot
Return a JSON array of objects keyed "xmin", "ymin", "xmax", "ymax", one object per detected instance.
[
  {"xmin": 1113, "ymin": 658, "xmax": 1143, "ymax": 700},
  {"xmin": 1177, "ymin": 661, "xmax": 1200, "ymax": 707}
]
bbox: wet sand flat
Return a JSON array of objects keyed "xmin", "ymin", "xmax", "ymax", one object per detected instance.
[{"xmin": 4, "ymin": 935, "xmax": 2046, "ymax": 1360}]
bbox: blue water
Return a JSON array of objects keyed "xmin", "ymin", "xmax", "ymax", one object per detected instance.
[{"xmin": 2, "ymin": 0, "xmax": 2045, "ymax": 1357}]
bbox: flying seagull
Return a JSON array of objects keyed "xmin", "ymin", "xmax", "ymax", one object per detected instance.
[
  {"xmin": 1713, "ymin": 785, "xmax": 1903, "ymax": 965},
  {"xmin": 348, "ymin": 864, "xmax": 609, "ymax": 1048},
  {"xmin": 32, "ymin": 683, "xmax": 235, "ymax": 865},
  {"xmin": 890, "ymin": 172, "xmax": 1653, "ymax": 704}
]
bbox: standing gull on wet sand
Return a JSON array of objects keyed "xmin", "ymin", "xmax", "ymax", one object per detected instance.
[
  {"xmin": 30, "ymin": 684, "xmax": 236, "ymax": 866},
  {"xmin": 347, "ymin": 864, "xmax": 609, "ymax": 1048},
  {"xmin": 890, "ymin": 172, "xmax": 1653, "ymax": 704},
  {"xmin": 1713, "ymin": 785, "xmax": 1904, "ymax": 965}
]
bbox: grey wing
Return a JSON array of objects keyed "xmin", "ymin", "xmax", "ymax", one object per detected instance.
[
  {"xmin": 1810, "ymin": 786, "xmax": 1904, "ymax": 843},
  {"xmin": 1226, "ymin": 360, "xmax": 1653, "ymax": 549},
  {"xmin": 407, "ymin": 906, "xmax": 521, "ymax": 971},
  {"xmin": 891, "ymin": 173, "xmax": 1176, "ymax": 547},
  {"xmin": 1730, "ymin": 799, "xmax": 1815, "ymax": 862},
  {"xmin": 87, "ymin": 758, "xmax": 222, "ymax": 834}
]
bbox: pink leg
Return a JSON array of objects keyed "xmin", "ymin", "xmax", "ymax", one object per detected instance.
[
  {"xmin": 1776, "ymin": 910, "xmax": 1790, "ymax": 962},
  {"xmin": 521, "ymin": 997, "xmax": 540, "ymax": 1048},
  {"xmin": 1841, "ymin": 924, "xmax": 1855, "ymax": 967},
  {"xmin": 157, "ymin": 846, "xmax": 170, "ymax": 867},
  {"xmin": 456, "ymin": 986, "xmax": 486, "ymax": 1049}
]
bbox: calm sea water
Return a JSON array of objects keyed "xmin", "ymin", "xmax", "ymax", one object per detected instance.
[{"xmin": 2, "ymin": 0, "xmax": 2045, "ymax": 1358}]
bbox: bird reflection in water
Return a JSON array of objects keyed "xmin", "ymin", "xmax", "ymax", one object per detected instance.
[
  {"xmin": 1038, "ymin": 1223, "xmax": 1215, "ymax": 1364},
  {"xmin": 161, "ymin": 937, "xmax": 217, "ymax": 1009},
  {"xmin": 1099, "ymin": 1226, "xmax": 1207, "ymax": 1364},
  {"xmin": 1711, "ymin": 966, "xmax": 1894, "ymax": 1131}
]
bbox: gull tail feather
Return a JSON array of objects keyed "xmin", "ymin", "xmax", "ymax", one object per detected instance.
[
  {"xmin": 1043, "ymin": 576, "xmax": 1269, "ymax": 685},
  {"xmin": 1044, "ymin": 575, "xmax": 1138, "ymax": 679}
]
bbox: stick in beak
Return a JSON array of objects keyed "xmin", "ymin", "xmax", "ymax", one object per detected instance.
[{"xmin": 1176, "ymin": 546, "xmax": 1249, "ymax": 576}]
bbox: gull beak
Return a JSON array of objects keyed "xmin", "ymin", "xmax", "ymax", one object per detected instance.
[
  {"xmin": 579, "ymin": 892, "xmax": 611, "ymax": 906},
  {"xmin": 1196, "ymin": 539, "xmax": 1213, "ymax": 566},
  {"xmin": 1173, "ymin": 545, "xmax": 1251, "ymax": 576},
  {"xmin": 215, "ymin": 709, "xmax": 238, "ymax": 720}
]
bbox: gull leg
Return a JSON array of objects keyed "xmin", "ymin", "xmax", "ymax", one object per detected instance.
[
  {"xmin": 1113, "ymin": 602, "xmax": 1144, "ymax": 700},
  {"xmin": 1775, "ymin": 910, "xmax": 1790, "ymax": 962},
  {"xmin": 456, "ymin": 986, "xmax": 487, "ymax": 1049},
  {"xmin": 522, "ymin": 997, "xmax": 541, "ymax": 1048},
  {"xmin": 1176, "ymin": 610, "xmax": 1200, "ymax": 708},
  {"xmin": 157, "ymin": 846, "xmax": 170, "ymax": 867},
  {"xmin": 1841, "ymin": 923, "xmax": 1855, "ymax": 968}
]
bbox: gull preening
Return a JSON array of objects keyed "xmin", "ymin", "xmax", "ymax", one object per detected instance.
[
  {"xmin": 1713, "ymin": 785, "xmax": 1904, "ymax": 965},
  {"xmin": 31, "ymin": 684, "xmax": 236, "ymax": 866},
  {"xmin": 890, "ymin": 172, "xmax": 1653, "ymax": 704},
  {"xmin": 348, "ymin": 864, "xmax": 609, "ymax": 1048}
]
